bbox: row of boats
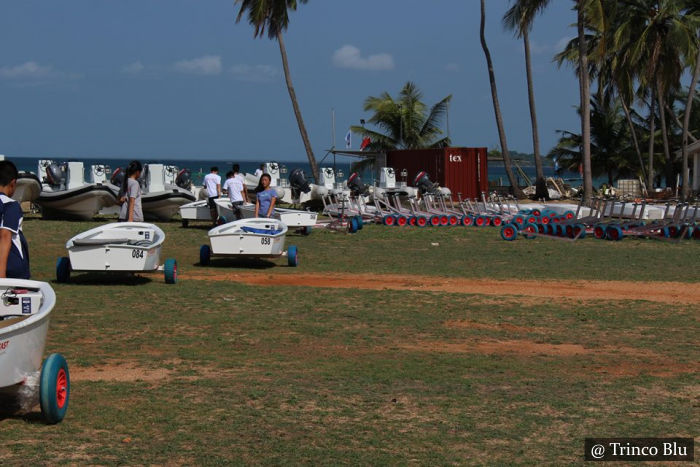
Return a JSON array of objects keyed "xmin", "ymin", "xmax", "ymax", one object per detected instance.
[{"xmin": 13, "ymin": 158, "xmax": 432, "ymax": 221}]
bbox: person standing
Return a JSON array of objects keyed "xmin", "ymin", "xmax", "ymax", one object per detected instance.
[
  {"xmin": 223, "ymin": 171, "xmax": 246, "ymax": 220},
  {"xmin": 0, "ymin": 160, "xmax": 30, "ymax": 279},
  {"xmin": 118, "ymin": 161, "xmax": 144, "ymax": 222},
  {"xmin": 203, "ymin": 166, "xmax": 221, "ymax": 224},
  {"xmin": 254, "ymin": 164, "xmax": 264, "ymax": 178},
  {"xmin": 254, "ymin": 173, "xmax": 277, "ymax": 218}
]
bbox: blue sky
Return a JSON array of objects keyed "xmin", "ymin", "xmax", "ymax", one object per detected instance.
[{"xmin": 0, "ymin": 0, "xmax": 582, "ymax": 161}]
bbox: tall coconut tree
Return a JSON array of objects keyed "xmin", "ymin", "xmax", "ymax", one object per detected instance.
[
  {"xmin": 349, "ymin": 82, "xmax": 451, "ymax": 151},
  {"xmin": 614, "ymin": 0, "xmax": 700, "ymax": 189},
  {"xmin": 479, "ymin": 0, "xmax": 523, "ymax": 198},
  {"xmin": 503, "ymin": 0, "xmax": 551, "ymax": 200},
  {"xmin": 681, "ymin": 47, "xmax": 700, "ymax": 199},
  {"xmin": 235, "ymin": 0, "xmax": 320, "ymax": 181}
]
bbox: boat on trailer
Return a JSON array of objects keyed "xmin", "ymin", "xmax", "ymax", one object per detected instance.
[
  {"xmin": 199, "ymin": 218, "xmax": 298, "ymax": 267},
  {"xmin": 56, "ymin": 222, "xmax": 177, "ymax": 284},
  {"xmin": 0, "ymin": 279, "xmax": 70, "ymax": 423},
  {"xmin": 36, "ymin": 160, "xmax": 117, "ymax": 220}
]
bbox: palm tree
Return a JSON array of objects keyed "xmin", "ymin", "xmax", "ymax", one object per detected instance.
[
  {"xmin": 550, "ymin": 93, "xmax": 638, "ymax": 185},
  {"xmin": 503, "ymin": 0, "xmax": 551, "ymax": 200},
  {"xmin": 681, "ymin": 43, "xmax": 700, "ymax": 199},
  {"xmin": 479, "ymin": 0, "xmax": 524, "ymax": 198},
  {"xmin": 349, "ymin": 82, "xmax": 451, "ymax": 151},
  {"xmin": 235, "ymin": 0, "xmax": 320, "ymax": 181},
  {"xmin": 614, "ymin": 0, "xmax": 700, "ymax": 189}
]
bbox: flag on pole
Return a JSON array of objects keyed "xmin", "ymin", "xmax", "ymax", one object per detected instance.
[
  {"xmin": 360, "ymin": 137, "xmax": 371, "ymax": 151},
  {"xmin": 345, "ymin": 130, "xmax": 352, "ymax": 149}
]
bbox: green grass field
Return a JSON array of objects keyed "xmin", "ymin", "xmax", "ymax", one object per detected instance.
[{"xmin": 1, "ymin": 216, "xmax": 698, "ymax": 464}]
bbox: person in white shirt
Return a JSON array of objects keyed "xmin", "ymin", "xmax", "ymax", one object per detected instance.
[
  {"xmin": 254, "ymin": 164, "xmax": 264, "ymax": 178},
  {"xmin": 223, "ymin": 170, "xmax": 247, "ymax": 220},
  {"xmin": 203, "ymin": 166, "xmax": 221, "ymax": 225}
]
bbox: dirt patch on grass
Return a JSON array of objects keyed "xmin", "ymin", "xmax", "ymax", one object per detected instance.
[
  {"xmin": 70, "ymin": 364, "xmax": 173, "ymax": 383},
  {"xmin": 181, "ymin": 271, "xmax": 700, "ymax": 305},
  {"xmin": 444, "ymin": 320, "xmax": 540, "ymax": 334}
]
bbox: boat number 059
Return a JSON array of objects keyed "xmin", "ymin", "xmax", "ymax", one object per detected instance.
[
  {"xmin": 132, "ymin": 249, "xmax": 144, "ymax": 259},
  {"xmin": 260, "ymin": 237, "xmax": 271, "ymax": 245}
]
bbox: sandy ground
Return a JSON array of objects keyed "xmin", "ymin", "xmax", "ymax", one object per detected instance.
[{"xmin": 180, "ymin": 271, "xmax": 700, "ymax": 305}]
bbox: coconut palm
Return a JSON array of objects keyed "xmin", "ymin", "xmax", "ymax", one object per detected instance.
[
  {"xmin": 479, "ymin": 0, "xmax": 524, "ymax": 198},
  {"xmin": 614, "ymin": 0, "xmax": 700, "ymax": 189},
  {"xmin": 234, "ymin": 0, "xmax": 320, "ymax": 181},
  {"xmin": 503, "ymin": 0, "xmax": 551, "ymax": 199},
  {"xmin": 550, "ymin": 94, "xmax": 638, "ymax": 185},
  {"xmin": 349, "ymin": 82, "xmax": 452, "ymax": 151}
]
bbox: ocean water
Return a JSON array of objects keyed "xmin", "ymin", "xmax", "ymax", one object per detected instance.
[{"xmin": 8, "ymin": 156, "xmax": 586, "ymax": 188}]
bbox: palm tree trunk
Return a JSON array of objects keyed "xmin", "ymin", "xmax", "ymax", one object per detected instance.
[
  {"xmin": 276, "ymin": 31, "xmax": 319, "ymax": 182},
  {"xmin": 523, "ymin": 30, "xmax": 547, "ymax": 200},
  {"xmin": 681, "ymin": 47, "xmax": 700, "ymax": 200},
  {"xmin": 647, "ymin": 86, "xmax": 656, "ymax": 189},
  {"xmin": 619, "ymin": 95, "xmax": 646, "ymax": 181},
  {"xmin": 656, "ymin": 81, "xmax": 674, "ymax": 188},
  {"xmin": 479, "ymin": 0, "xmax": 523, "ymax": 198},
  {"xmin": 576, "ymin": 4, "xmax": 593, "ymax": 203}
]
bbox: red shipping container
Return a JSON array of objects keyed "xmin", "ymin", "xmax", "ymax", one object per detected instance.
[{"xmin": 385, "ymin": 147, "xmax": 488, "ymax": 199}]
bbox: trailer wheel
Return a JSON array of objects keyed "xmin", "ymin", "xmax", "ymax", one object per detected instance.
[
  {"xmin": 540, "ymin": 215, "xmax": 550, "ymax": 225},
  {"xmin": 448, "ymin": 215, "xmax": 459, "ymax": 226},
  {"xmin": 395, "ymin": 215, "xmax": 408, "ymax": 227},
  {"xmin": 461, "ymin": 215, "xmax": 474, "ymax": 226},
  {"xmin": 491, "ymin": 216, "xmax": 503, "ymax": 227},
  {"xmin": 382, "ymin": 215, "xmax": 395, "ymax": 226},
  {"xmin": 523, "ymin": 223, "xmax": 538, "ymax": 239},
  {"xmin": 355, "ymin": 216, "xmax": 364, "ymax": 229},
  {"xmin": 302, "ymin": 226, "xmax": 313, "ymax": 236},
  {"xmin": 439, "ymin": 215, "xmax": 449, "ymax": 226},
  {"xmin": 287, "ymin": 245, "xmax": 298, "ymax": 267},
  {"xmin": 199, "ymin": 245, "xmax": 211, "ymax": 265},
  {"xmin": 40, "ymin": 353, "xmax": 70, "ymax": 424},
  {"xmin": 430, "ymin": 215, "xmax": 441, "ymax": 226},
  {"xmin": 575, "ymin": 224, "xmax": 586, "ymax": 239},
  {"xmin": 181, "ymin": 219, "xmax": 189, "ymax": 228},
  {"xmin": 475, "ymin": 215, "xmax": 488, "ymax": 227},
  {"xmin": 527, "ymin": 215, "xmax": 539, "ymax": 224},
  {"xmin": 537, "ymin": 223, "xmax": 546, "ymax": 234},
  {"xmin": 417, "ymin": 216, "xmax": 428, "ymax": 227},
  {"xmin": 594, "ymin": 224, "xmax": 606, "ymax": 239},
  {"xmin": 349, "ymin": 217, "xmax": 359, "ymax": 233},
  {"xmin": 565, "ymin": 224, "xmax": 574, "ymax": 238},
  {"xmin": 694, "ymin": 225, "xmax": 700, "ymax": 240},
  {"xmin": 500, "ymin": 224, "xmax": 518, "ymax": 241},
  {"xmin": 216, "ymin": 215, "xmax": 227, "ymax": 226},
  {"xmin": 512, "ymin": 215, "xmax": 525, "ymax": 228},
  {"xmin": 56, "ymin": 257, "xmax": 71, "ymax": 283},
  {"xmin": 563, "ymin": 210, "xmax": 575, "ymax": 220},
  {"xmin": 531, "ymin": 209, "xmax": 541, "ymax": 217},
  {"xmin": 164, "ymin": 258, "xmax": 177, "ymax": 284},
  {"xmin": 606, "ymin": 225, "xmax": 623, "ymax": 241},
  {"xmin": 407, "ymin": 216, "xmax": 416, "ymax": 226}
]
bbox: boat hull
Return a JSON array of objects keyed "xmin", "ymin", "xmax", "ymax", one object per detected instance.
[
  {"xmin": 14, "ymin": 174, "xmax": 41, "ymax": 204},
  {"xmin": 143, "ymin": 189, "xmax": 196, "ymax": 221},
  {"xmin": 209, "ymin": 218, "xmax": 287, "ymax": 258},
  {"xmin": 37, "ymin": 185, "xmax": 117, "ymax": 220}
]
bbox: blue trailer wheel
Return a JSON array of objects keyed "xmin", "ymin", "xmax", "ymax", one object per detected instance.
[
  {"xmin": 216, "ymin": 215, "xmax": 227, "ymax": 226},
  {"xmin": 40, "ymin": 353, "xmax": 70, "ymax": 424},
  {"xmin": 349, "ymin": 217, "xmax": 359, "ymax": 233},
  {"xmin": 164, "ymin": 258, "xmax": 177, "ymax": 284},
  {"xmin": 500, "ymin": 224, "xmax": 518, "ymax": 241},
  {"xmin": 382, "ymin": 215, "xmax": 395, "ymax": 226},
  {"xmin": 287, "ymin": 245, "xmax": 298, "ymax": 267},
  {"xmin": 199, "ymin": 245, "xmax": 211, "ymax": 265},
  {"xmin": 355, "ymin": 216, "xmax": 364, "ymax": 229},
  {"xmin": 606, "ymin": 224, "xmax": 623, "ymax": 241},
  {"xmin": 523, "ymin": 222, "xmax": 538, "ymax": 239},
  {"xmin": 56, "ymin": 257, "xmax": 71, "ymax": 283}
]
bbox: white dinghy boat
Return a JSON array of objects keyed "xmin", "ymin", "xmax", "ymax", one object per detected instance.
[
  {"xmin": 199, "ymin": 218, "xmax": 298, "ymax": 267},
  {"xmin": 0, "ymin": 279, "xmax": 70, "ymax": 423},
  {"xmin": 57, "ymin": 222, "xmax": 177, "ymax": 284}
]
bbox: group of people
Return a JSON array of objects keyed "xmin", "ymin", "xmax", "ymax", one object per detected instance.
[
  {"xmin": 203, "ymin": 163, "xmax": 277, "ymax": 225},
  {"xmin": 0, "ymin": 160, "xmax": 279, "ymax": 281}
]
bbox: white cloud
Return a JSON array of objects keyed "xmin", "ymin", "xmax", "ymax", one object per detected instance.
[
  {"xmin": 332, "ymin": 45, "xmax": 394, "ymax": 71},
  {"xmin": 0, "ymin": 61, "xmax": 81, "ymax": 84},
  {"xmin": 0, "ymin": 61, "xmax": 55, "ymax": 79},
  {"xmin": 230, "ymin": 64, "xmax": 280, "ymax": 82},
  {"xmin": 529, "ymin": 39, "xmax": 550, "ymax": 55},
  {"xmin": 122, "ymin": 61, "xmax": 145, "ymax": 74},
  {"xmin": 173, "ymin": 55, "xmax": 222, "ymax": 75},
  {"xmin": 445, "ymin": 63, "xmax": 460, "ymax": 72}
]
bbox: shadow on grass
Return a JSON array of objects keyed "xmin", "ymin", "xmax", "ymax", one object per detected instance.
[
  {"xmin": 0, "ymin": 395, "xmax": 47, "ymax": 424},
  {"xmin": 56, "ymin": 273, "xmax": 154, "ymax": 286}
]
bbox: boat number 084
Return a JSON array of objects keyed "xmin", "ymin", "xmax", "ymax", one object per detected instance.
[
  {"xmin": 132, "ymin": 249, "xmax": 144, "ymax": 259},
  {"xmin": 260, "ymin": 237, "xmax": 271, "ymax": 245}
]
